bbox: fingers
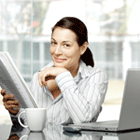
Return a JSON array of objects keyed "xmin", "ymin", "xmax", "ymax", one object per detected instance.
[
  {"xmin": 1, "ymin": 89, "xmax": 20, "ymax": 115},
  {"xmin": 4, "ymin": 99, "xmax": 20, "ymax": 113},
  {"xmin": 4, "ymin": 103, "xmax": 20, "ymax": 109},
  {"xmin": 4, "ymin": 99, "xmax": 19, "ymax": 107},
  {"xmin": 4, "ymin": 103, "xmax": 20, "ymax": 115},
  {"xmin": 38, "ymin": 72, "xmax": 44, "ymax": 87},
  {"xmin": 38, "ymin": 68, "xmax": 56, "ymax": 87},
  {"xmin": 7, "ymin": 107, "xmax": 19, "ymax": 115},
  {"xmin": 38, "ymin": 67, "xmax": 66, "ymax": 87},
  {"xmin": 4, "ymin": 101, "xmax": 20, "ymax": 115},
  {"xmin": 1, "ymin": 89, "xmax": 6, "ymax": 96},
  {"xmin": 45, "ymin": 76, "xmax": 55, "ymax": 81},
  {"xmin": 9, "ymin": 109, "xmax": 19, "ymax": 115},
  {"xmin": 3, "ymin": 93, "xmax": 14, "ymax": 102},
  {"xmin": 6, "ymin": 99, "xmax": 19, "ymax": 105},
  {"xmin": 38, "ymin": 71, "xmax": 49, "ymax": 87},
  {"xmin": 8, "ymin": 134, "xmax": 19, "ymax": 140}
]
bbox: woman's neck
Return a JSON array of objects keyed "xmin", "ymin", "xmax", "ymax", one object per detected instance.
[{"xmin": 68, "ymin": 62, "xmax": 80, "ymax": 78}]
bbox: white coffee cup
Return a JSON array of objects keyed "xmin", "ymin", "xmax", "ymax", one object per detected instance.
[{"xmin": 18, "ymin": 108, "xmax": 46, "ymax": 131}]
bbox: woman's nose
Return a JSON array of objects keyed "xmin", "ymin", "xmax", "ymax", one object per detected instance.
[{"xmin": 54, "ymin": 45, "xmax": 62, "ymax": 55}]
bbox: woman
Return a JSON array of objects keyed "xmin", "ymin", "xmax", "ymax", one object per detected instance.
[{"xmin": 1, "ymin": 17, "xmax": 108, "ymax": 124}]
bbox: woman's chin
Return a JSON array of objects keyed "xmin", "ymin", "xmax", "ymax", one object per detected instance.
[{"xmin": 53, "ymin": 63, "xmax": 65, "ymax": 68}]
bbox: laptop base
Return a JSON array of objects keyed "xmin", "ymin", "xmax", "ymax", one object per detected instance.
[{"xmin": 63, "ymin": 120, "xmax": 140, "ymax": 133}]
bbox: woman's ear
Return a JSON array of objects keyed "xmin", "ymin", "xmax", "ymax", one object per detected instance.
[{"xmin": 80, "ymin": 42, "xmax": 88, "ymax": 55}]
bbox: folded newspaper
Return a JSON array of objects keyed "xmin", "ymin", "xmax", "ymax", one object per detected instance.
[{"xmin": 0, "ymin": 52, "xmax": 38, "ymax": 108}]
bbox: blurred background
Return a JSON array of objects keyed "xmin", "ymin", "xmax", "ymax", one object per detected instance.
[{"xmin": 0, "ymin": 0, "xmax": 140, "ymax": 108}]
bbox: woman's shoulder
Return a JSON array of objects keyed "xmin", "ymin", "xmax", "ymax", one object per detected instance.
[
  {"xmin": 89, "ymin": 66, "xmax": 108, "ymax": 82},
  {"xmin": 89, "ymin": 66, "xmax": 106, "ymax": 74},
  {"xmin": 81, "ymin": 61, "xmax": 107, "ymax": 77}
]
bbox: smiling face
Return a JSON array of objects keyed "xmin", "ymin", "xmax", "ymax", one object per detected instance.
[{"xmin": 50, "ymin": 27, "xmax": 87, "ymax": 75}]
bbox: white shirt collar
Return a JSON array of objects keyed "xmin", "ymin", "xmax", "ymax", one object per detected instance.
[{"xmin": 77, "ymin": 60, "xmax": 91, "ymax": 79}]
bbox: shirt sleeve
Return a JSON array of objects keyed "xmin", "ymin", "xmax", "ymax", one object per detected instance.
[{"xmin": 55, "ymin": 70, "xmax": 108, "ymax": 124}]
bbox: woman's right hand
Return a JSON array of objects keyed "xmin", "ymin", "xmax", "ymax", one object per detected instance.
[
  {"xmin": 8, "ymin": 134, "xmax": 19, "ymax": 140},
  {"xmin": 1, "ymin": 89, "xmax": 20, "ymax": 115}
]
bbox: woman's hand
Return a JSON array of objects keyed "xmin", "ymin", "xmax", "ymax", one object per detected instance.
[
  {"xmin": 8, "ymin": 134, "xmax": 19, "ymax": 140},
  {"xmin": 38, "ymin": 67, "xmax": 67, "ymax": 87},
  {"xmin": 1, "ymin": 89, "xmax": 20, "ymax": 115}
]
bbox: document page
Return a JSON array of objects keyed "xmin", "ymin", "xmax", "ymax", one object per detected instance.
[{"xmin": 0, "ymin": 52, "xmax": 38, "ymax": 108}]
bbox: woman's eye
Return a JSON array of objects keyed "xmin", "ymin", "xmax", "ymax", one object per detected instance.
[
  {"xmin": 51, "ymin": 42, "xmax": 56, "ymax": 45},
  {"xmin": 64, "ymin": 44, "xmax": 70, "ymax": 47}
]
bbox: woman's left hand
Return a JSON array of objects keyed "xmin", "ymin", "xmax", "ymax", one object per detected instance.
[{"xmin": 38, "ymin": 67, "xmax": 67, "ymax": 87}]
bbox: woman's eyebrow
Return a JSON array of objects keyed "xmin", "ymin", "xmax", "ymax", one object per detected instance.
[
  {"xmin": 51, "ymin": 37, "xmax": 56, "ymax": 41},
  {"xmin": 63, "ymin": 41, "xmax": 72, "ymax": 43},
  {"xmin": 51, "ymin": 38, "xmax": 72, "ymax": 44}
]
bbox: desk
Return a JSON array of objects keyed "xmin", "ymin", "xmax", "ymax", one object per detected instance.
[{"xmin": 1, "ymin": 118, "xmax": 140, "ymax": 140}]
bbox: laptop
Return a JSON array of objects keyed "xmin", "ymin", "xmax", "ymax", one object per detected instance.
[
  {"xmin": 63, "ymin": 129, "xmax": 140, "ymax": 139},
  {"xmin": 63, "ymin": 69, "xmax": 140, "ymax": 132}
]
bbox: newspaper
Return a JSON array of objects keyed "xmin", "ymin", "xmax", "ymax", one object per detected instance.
[{"xmin": 0, "ymin": 52, "xmax": 38, "ymax": 108}]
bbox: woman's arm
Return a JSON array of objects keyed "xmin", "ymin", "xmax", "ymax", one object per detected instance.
[
  {"xmin": 37, "ymin": 66, "xmax": 108, "ymax": 123},
  {"xmin": 55, "ymin": 69, "xmax": 108, "ymax": 124}
]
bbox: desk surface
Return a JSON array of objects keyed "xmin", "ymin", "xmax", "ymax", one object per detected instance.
[
  {"xmin": 1, "ymin": 119, "xmax": 140, "ymax": 140},
  {"xmin": 0, "ymin": 106, "xmax": 140, "ymax": 140}
]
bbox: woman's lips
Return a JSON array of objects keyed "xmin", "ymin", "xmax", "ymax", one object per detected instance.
[{"xmin": 55, "ymin": 57, "xmax": 66, "ymax": 63}]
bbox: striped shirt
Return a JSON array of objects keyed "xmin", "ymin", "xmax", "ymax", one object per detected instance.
[{"xmin": 31, "ymin": 61, "xmax": 108, "ymax": 124}]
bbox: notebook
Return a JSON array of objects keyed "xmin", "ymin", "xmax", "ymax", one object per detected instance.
[
  {"xmin": 0, "ymin": 52, "xmax": 38, "ymax": 108},
  {"xmin": 63, "ymin": 69, "xmax": 140, "ymax": 132}
]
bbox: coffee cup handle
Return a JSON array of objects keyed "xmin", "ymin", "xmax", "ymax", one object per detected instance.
[
  {"xmin": 18, "ymin": 111, "xmax": 28, "ymax": 128},
  {"xmin": 19, "ymin": 135, "xmax": 28, "ymax": 140}
]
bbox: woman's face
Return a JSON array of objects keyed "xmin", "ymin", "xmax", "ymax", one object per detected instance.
[{"xmin": 50, "ymin": 27, "xmax": 85, "ymax": 72}]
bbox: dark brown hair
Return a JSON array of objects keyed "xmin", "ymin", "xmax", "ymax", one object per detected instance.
[{"xmin": 52, "ymin": 17, "xmax": 94, "ymax": 67}]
